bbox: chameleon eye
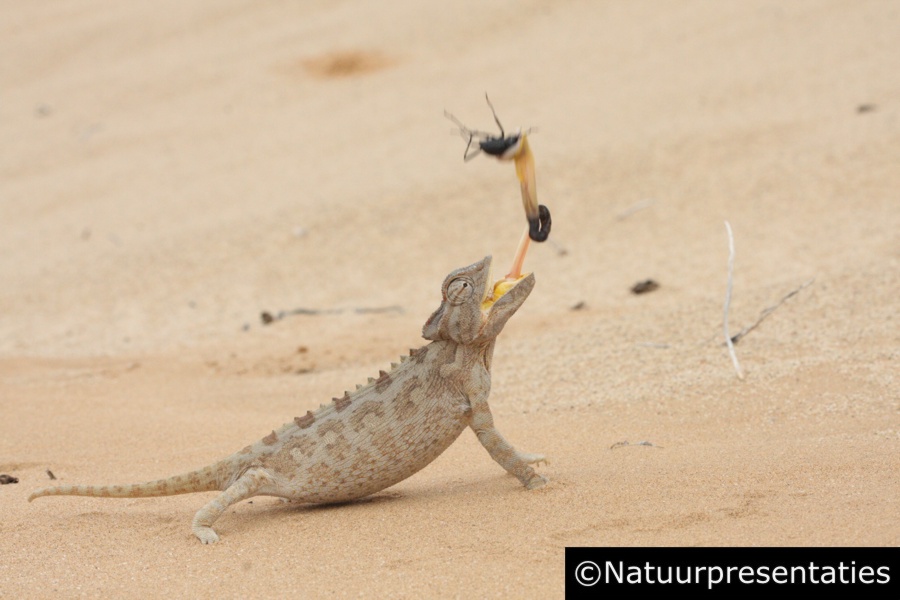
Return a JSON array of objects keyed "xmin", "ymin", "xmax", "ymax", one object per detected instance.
[{"xmin": 446, "ymin": 278, "xmax": 475, "ymax": 305}]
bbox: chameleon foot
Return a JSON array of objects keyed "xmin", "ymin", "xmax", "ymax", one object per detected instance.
[
  {"xmin": 193, "ymin": 525, "xmax": 220, "ymax": 544},
  {"xmin": 525, "ymin": 474, "xmax": 549, "ymax": 490}
]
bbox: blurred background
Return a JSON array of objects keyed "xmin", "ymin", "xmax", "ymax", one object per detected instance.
[{"xmin": 4, "ymin": 0, "xmax": 896, "ymax": 359}]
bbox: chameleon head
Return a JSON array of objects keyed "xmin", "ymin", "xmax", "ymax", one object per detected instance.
[{"xmin": 422, "ymin": 256, "xmax": 534, "ymax": 344}]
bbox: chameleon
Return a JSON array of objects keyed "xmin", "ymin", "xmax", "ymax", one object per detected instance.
[{"xmin": 29, "ymin": 254, "xmax": 547, "ymax": 544}]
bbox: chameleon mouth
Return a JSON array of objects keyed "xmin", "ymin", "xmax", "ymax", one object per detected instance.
[{"xmin": 481, "ymin": 229, "xmax": 532, "ymax": 314}]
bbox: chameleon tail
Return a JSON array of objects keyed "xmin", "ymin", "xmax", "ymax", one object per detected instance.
[{"xmin": 28, "ymin": 461, "xmax": 227, "ymax": 501}]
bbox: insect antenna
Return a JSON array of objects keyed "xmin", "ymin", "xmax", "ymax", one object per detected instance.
[{"xmin": 484, "ymin": 93, "xmax": 505, "ymax": 138}]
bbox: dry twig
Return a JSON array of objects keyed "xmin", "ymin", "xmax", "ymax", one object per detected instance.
[
  {"xmin": 610, "ymin": 440, "xmax": 662, "ymax": 450},
  {"xmin": 260, "ymin": 305, "xmax": 404, "ymax": 325},
  {"xmin": 730, "ymin": 278, "xmax": 815, "ymax": 344}
]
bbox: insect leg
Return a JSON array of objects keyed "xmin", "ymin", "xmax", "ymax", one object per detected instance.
[{"xmin": 445, "ymin": 109, "xmax": 487, "ymax": 161}]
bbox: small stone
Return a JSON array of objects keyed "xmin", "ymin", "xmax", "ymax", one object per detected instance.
[{"xmin": 631, "ymin": 280, "xmax": 660, "ymax": 295}]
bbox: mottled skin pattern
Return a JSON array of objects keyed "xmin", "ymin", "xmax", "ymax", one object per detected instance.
[{"xmin": 29, "ymin": 256, "xmax": 547, "ymax": 544}]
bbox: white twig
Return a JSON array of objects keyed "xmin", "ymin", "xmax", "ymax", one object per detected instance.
[
  {"xmin": 723, "ymin": 221, "xmax": 744, "ymax": 379},
  {"xmin": 616, "ymin": 199, "xmax": 656, "ymax": 220}
]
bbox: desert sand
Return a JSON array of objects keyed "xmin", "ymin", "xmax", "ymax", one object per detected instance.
[{"xmin": 2, "ymin": 0, "xmax": 898, "ymax": 596}]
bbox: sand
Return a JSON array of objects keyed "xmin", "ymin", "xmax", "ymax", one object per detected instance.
[{"xmin": 2, "ymin": 0, "xmax": 898, "ymax": 596}]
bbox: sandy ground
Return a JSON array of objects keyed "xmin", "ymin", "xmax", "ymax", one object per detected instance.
[{"xmin": 2, "ymin": 0, "xmax": 899, "ymax": 596}]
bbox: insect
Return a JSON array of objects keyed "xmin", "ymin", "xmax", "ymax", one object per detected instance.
[
  {"xmin": 444, "ymin": 95, "xmax": 525, "ymax": 162},
  {"xmin": 445, "ymin": 95, "xmax": 552, "ymax": 242}
]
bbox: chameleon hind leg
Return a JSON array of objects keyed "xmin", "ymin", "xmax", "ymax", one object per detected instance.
[{"xmin": 191, "ymin": 467, "xmax": 274, "ymax": 544}]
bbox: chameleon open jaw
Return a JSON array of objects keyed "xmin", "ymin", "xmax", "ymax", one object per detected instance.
[{"xmin": 480, "ymin": 227, "xmax": 532, "ymax": 314}]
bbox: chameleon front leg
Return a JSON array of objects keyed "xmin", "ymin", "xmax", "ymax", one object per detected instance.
[
  {"xmin": 191, "ymin": 467, "xmax": 274, "ymax": 544},
  {"xmin": 468, "ymin": 395, "xmax": 548, "ymax": 490}
]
